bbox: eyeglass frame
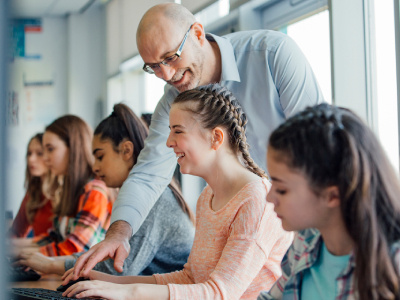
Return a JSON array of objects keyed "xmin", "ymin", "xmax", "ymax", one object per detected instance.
[{"xmin": 142, "ymin": 24, "xmax": 194, "ymax": 74}]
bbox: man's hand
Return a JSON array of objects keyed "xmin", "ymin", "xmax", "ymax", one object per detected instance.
[{"xmin": 72, "ymin": 220, "xmax": 132, "ymax": 280}]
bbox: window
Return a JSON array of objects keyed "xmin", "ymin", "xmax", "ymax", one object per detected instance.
[
  {"xmin": 374, "ymin": 0, "xmax": 399, "ymax": 170},
  {"xmin": 281, "ymin": 9, "xmax": 332, "ymax": 103}
]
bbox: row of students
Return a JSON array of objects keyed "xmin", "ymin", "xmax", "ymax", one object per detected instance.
[
  {"xmin": 15, "ymin": 104, "xmax": 195, "ymax": 277},
  {"xmin": 11, "ymin": 85, "xmax": 400, "ymax": 299},
  {"xmin": 60, "ymin": 84, "xmax": 400, "ymax": 300},
  {"xmin": 12, "ymin": 116, "xmax": 114, "ymax": 257},
  {"xmin": 10, "ymin": 111, "xmax": 157, "ymax": 240}
]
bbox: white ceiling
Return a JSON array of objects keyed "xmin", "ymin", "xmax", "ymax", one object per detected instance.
[{"xmin": 11, "ymin": 0, "xmax": 105, "ymax": 18}]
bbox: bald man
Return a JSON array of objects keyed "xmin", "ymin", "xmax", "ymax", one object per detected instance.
[{"xmin": 72, "ymin": 3, "xmax": 324, "ymax": 279}]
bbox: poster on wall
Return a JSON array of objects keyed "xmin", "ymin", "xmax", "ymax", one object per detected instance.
[
  {"xmin": 12, "ymin": 18, "xmax": 42, "ymax": 60},
  {"xmin": 22, "ymin": 71, "xmax": 55, "ymax": 126}
]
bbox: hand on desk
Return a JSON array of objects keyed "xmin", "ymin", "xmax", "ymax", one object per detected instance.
[
  {"xmin": 16, "ymin": 252, "xmax": 65, "ymax": 275},
  {"xmin": 61, "ymin": 267, "xmax": 169, "ymax": 300},
  {"xmin": 62, "ymin": 279, "xmax": 143, "ymax": 300},
  {"xmin": 61, "ymin": 267, "xmax": 121, "ymax": 299},
  {"xmin": 11, "ymin": 237, "xmax": 35, "ymax": 248},
  {"xmin": 12, "ymin": 244, "xmax": 40, "ymax": 260}
]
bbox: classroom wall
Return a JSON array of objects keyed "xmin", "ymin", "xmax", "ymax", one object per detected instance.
[
  {"xmin": 7, "ymin": 17, "xmax": 68, "ymax": 215},
  {"xmin": 7, "ymin": 5, "xmax": 106, "ymax": 216},
  {"xmin": 68, "ymin": 5, "xmax": 106, "ymax": 128}
]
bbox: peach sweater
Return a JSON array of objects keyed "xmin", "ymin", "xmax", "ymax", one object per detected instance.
[{"xmin": 153, "ymin": 179, "xmax": 293, "ymax": 300}]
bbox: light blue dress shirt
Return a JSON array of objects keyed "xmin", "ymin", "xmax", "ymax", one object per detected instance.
[{"xmin": 111, "ymin": 30, "xmax": 325, "ymax": 234}]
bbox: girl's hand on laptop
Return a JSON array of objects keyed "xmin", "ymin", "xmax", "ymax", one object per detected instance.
[
  {"xmin": 13, "ymin": 245, "xmax": 39, "ymax": 259},
  {"xmin": 63, "ymin": 281, "xmax": 169, "ymax": 300},
  {"xmin": 17, "ymin": 252, "xmax": 53, "ymax": 274},
  {"xmin": 62, "ymin": 267, "xmax": 112, "ymax": 285},
  {"xmin": 62, "ymin": 280, "xmax": 124, "ymax": 299},
  {"xmin": 11, "ymin": 237, "xmax": 35, "ymax": 248},
  {"xmin": 61, "ymin": 267, "xmax": 90, "ymax": 284}
]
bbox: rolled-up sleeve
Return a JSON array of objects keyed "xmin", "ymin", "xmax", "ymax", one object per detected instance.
[{"xmin": 111, "ymin": 86, "xmax": 179, "ymax": 236}]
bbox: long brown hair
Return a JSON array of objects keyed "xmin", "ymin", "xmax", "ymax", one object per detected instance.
[
  {"xmin": 25, "ymin": 133, "xmax": 46, "ymax": 223},
  {"xmin": 173, "ymin": 83, "xmax": 267, "ymax": 179},
  {"xmin": 45, "ymin": 115, "xmax": 94, "ymax": 217},
  {"xmin": 269, "ymin": 103, "xmax": 400, "ymax": 300},
  {"xmin": 94, "ymin": 103, "xmax": 195, "ymax": 224}
]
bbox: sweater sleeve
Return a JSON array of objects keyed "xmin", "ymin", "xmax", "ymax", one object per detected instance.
[
  {"xmin": 155, "ymin": 187, "xmax": 287, "ymax": 300},
  {"xmin": 39, "ymin": 188, "xmax": 110, "ymax": 256},
  {"xmin": 110, "ymin": 88, "xmax": 178, "ymax": 235},
  {"xmin": 153, "ymin": 257, "xmax": 195, "ymax": 285},
  {"xmin": 257, "ymin": 250, "xmax": 291, "ymax": 300},
  {"xmin": 10, "ymin": 193, "xmax": 31, "ymax": 238}
]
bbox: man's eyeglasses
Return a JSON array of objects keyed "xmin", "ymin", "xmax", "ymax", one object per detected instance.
[{"xmin": 142, "ymin": 24, "xmax": 193, "ymax": 74}]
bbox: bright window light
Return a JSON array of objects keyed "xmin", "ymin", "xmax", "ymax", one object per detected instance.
[
  {"xmin": 374, "ymin": 0, "xmax": 399, "ymax": 170},
  {"xmin": 284, "ymin": 10, "xmax": 332, "ymax": 104}
]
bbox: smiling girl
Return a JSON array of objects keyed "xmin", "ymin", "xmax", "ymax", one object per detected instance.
[
  {"xmin": 14, "ymin": 115, "xmax": 114, "ymax": 257},
  {"xmin": 62, "ymin": 84, "xmax": 292, "ymax": 300},
  {"xmin": 258, "ymin": 103, "xmax": 400, "ymax": 300}
]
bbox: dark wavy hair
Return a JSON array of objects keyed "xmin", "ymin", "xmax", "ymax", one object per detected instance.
[
  {"xmin": 173, "ymin": 83, "xmax": 267, "ymax": 178},
  {"xmin": 45, "ymin": 115, "xmax": 94, "ymax": 217},
  {"xmin": 94, "ymin": 103, "xmax": 195, "ymax": 224},
  {"xmin": 269, "ymin": 103, "xmax": 400, "ymax": 300}
]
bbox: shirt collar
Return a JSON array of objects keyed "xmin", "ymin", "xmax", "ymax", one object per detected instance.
[
  {"xmin": 206, "ymin": 33, "xmax": 241, "ymax": 83},
  {"xmin": 294, "ymin": 229, "xmax": 356, "ymax": 276},
  {"xmin": 294, "ymin": 229, "xmax": 322, "ymax": 274}
]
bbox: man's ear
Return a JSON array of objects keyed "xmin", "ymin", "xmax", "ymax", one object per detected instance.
[
  {"xmin": 211, "ymin": 127, "xmax": 224, "ymax": 150},
  {"xmin": 324, "ymin": 186, "xmax": 340, "ymax": 208},
  {"xmin": 120, "ymin": 141, "xmax": 134, "ymax": 161},
  {"xmin": 192, "ymin": 22, "xmax": 206, "ymax": 45}
]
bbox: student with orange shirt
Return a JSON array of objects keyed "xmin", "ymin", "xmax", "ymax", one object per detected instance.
[
  {"xmin": 10, "ymin": 133, "xmax": 53, "ymax": 237},
  {"xmin": 62, "ymin": 84, "xmax": 292, "ymax": 300},
  {"xmin": 13, "ymin": 115, "xmax": 113, "ymax": 257}
]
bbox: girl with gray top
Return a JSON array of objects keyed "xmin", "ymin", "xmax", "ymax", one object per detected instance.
[{"xmin": 18, "ymin": 103, "xmax": 195, "ymax": 276}]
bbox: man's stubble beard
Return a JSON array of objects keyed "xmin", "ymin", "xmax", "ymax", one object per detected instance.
[{"xmin": 172, "ymin": 46, "xmax": 205, "ymax": 93}]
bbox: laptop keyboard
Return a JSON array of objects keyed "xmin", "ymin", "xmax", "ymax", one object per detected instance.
[{"xmin": 10, "ymin": 287, "xmax": 103, "ymax": 300}]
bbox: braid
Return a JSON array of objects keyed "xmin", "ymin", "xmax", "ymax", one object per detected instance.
[{"xmin": 174, "ymin": 83, "xmax": 267, "ymax": 178}]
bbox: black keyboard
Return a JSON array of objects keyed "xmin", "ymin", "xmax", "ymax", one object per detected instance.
[{"xmin": 10, "ymin": 288, "xmax": 103, "ymax": 300}]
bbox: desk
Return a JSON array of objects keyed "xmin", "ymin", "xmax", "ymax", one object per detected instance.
[{"xmin": 12, "ymin": 274, "xmax": 62, "ymax": 290}]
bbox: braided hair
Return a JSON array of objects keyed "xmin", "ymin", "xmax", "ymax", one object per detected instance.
[
  {"xmin": 269, "ymin": 103, "xmax": 400, "ymax": 300},
  {"xmin": 173, "ymin": 83, "xmax": 267, "ymax": 179}
]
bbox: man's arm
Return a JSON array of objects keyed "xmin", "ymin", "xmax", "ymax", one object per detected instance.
[
  {"xmin": 112, "ymin": 86, "xmax": 179, "ymax": 229},
  {"xmin": 72, "ymin": 87, "xmax": 179, "ymax": 279},
  {"xmin": 272, "ymin": 34, "xmax": 325, "ymax": 117}
]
